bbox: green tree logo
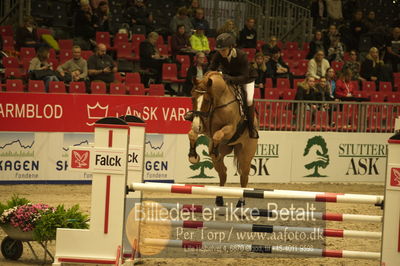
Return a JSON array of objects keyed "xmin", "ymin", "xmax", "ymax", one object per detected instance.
[
  {"xmin": 303, "ymin": 136, "xmax": 330, "ymax": 177},
  {"xmin": 189, "ymin": 136, "xmax": 215, "ymax": 178}
]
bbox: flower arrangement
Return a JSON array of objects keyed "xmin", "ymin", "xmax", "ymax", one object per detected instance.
[{"xmin": 0, "ymin": 194, "xmax": 89, "ymax": 241}]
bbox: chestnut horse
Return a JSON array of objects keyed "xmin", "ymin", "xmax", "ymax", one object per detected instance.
[{"xmin": 187, "ymin": 71, "xmax": 258, "ymax": 206}]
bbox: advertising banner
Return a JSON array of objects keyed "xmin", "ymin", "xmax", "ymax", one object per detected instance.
[{"xmin": 0, "ymin": 92, "xmax": 192, "ymax": 134}]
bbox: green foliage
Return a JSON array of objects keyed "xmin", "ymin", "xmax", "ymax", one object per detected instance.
[
  {"xmin": 33, "ymin": 205, "xmax": 89, "ymax": 241},
  {"xmin": 0, "ymin": 194, "xmax": 30, "ymax": 216}
]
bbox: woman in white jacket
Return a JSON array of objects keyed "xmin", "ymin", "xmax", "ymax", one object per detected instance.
[{"xmin": 306, "ymin": 50, "xmax": 331, "ymax": 79}]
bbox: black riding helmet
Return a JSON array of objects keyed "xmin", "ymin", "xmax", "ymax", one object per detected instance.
[{"xmin": 215, "ymin": 33, "xmax": 236, "ymax": 50}]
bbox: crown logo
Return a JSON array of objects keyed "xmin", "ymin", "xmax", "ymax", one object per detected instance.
[{"xmin": 86, "ymin": 102, "xmax": 109, "ymax": 126}]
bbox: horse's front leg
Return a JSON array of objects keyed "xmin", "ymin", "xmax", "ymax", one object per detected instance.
[
  {"xmin": 210, "ymin": 124, "xmax": 235, "ymax": 159},
  {"xmin": 188, "ymin": 129, "xmax": 200, "ymax": 164}
]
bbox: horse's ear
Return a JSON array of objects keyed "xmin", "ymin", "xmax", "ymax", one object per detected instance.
[{"xmin": 207, "ymin": 77, "xmax": 213, "ymax": 88}]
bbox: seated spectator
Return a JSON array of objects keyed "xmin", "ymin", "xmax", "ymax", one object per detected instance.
[
  {"xmin": 238, "ymin": 18, "xmax": 257, "ymax": 49},
  {"xmin": 87, "ymin": 43, "xmax": 116, "ymax": 84},
  {"xmin": 93, "ymin": 1, "xmax": 110, "ymax": 32},
  {"xmin": 217, "ymin": 19, "xmax": 238, "ymax": 39},
  {"xmin": 57, "ymin": 45, "xmax": 88, "ymax": 83},
  {"xmin": 267, "ymin": 47, "xmax": 290, "ymax": 80},
  {"xmin": 189, "ymin": 25, "xmax": 210, "ymax": 55},
  {"xmin": 252, "ymin": 52, "xmax": 272, "ymax": 97},
  {"xmin": 139, "ymin": 32, "xmax": 168, "ymax": 83},
  {"xmin": 327, "ymin": 36, "xmax": 344, "ymax": 62},
  {"xmin": 191, "ymin": 8, "xmax": 210, "ymax": 35},
  {"xmin": 325, "ymin": 67, "xmax": 337, "ymax": 98},
  {"xmin": 306, "ymin": 50, "xmax": 330, "ymax": 80},
  {"xmin": 307, "ymin": 31, "xmax": 325, "ymax": 59},
  {"xmin": 170, "ymin": 7, "xmax": 193, "ymax": 35},
  {"xmin": 349, "ymin": 10, "xmax": 367, "ymax": 51},
  {"xmin": 183, "ymin": 51, "xmax": 208, "ymax": 96},
  {"xmin": 295, "ymin": 76, "xmax": 319, "ymax": 125},
  {"xmin": 335, "ymin": 69, "xmax": 356, "ymax": 100},
  {"xmin": 187, "ymin": 0, "xmax": 200, "ymax": 17},
  {"xmin": 127, "ymin": 0, "xmax": 149, "ymax": 28},
  {"xmin": 28, "ymin": 47, "xmax": 59, "ymax": 91},
  {"xmin": 262, "ymin": 36, "xmax": 279, "ymax": 56},
  {"xmin": 316, "ymin": 76, "xmax": 336, "ymax": 126},
  {"xmin": 360, "ymin": 47, "xmax": 386, "ymax": 82},
  {"xmin": 171, "ymin": 25, "xmax": 195, "ymax": 58},
  {"xmin": 385, "ymin": 27, "xmax": 400, "ymax": 73},
  {"xmin": 342, "ymin": 50, "xmax": 364, "ymax": 81},
  {"xmin": 15, "ymin": 16, "xmax": 41, "ymax": 51},
  {"xmin": 74, "ymin": 2, "xmax": 96, "ymax": 50},
  {"xmin": 323, "ymin": 24, "xmax": 340, "ymax": 52}
]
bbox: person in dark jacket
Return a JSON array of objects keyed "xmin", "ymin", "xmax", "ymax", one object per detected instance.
[
  {"xmin": 74, "ymin": 3, "xmax": 96, "ymax": 50},
  {"xmin": 252, "ymin": 52, "xmax": 272, "ymax": 98},
  {"xmin": 183, "ymin": 51, "xmax": 208, "ymax": 96},
  {"xmin": 238, "ymin": 18, "xmax": 257, "ymax": 49},
  {"xmin": 360, "ymin": 47, "xmax": 389, "ymax": 82},
  {"xmin": 190, "ymin": 8, "xmax": 210, "ymax": 36},
  {"xmin": 171, "ymin": 24, "xmax": 194, "ymax": 58},
  {"xmin": 15, "ymin": 16, "xmax": 41, "ymax": 51},
  {"xmin": 267, "ymin": 47, "xmax": 291, "ymax": 81},
  {"xmin": 307, "ymin": 31, "xmax": 325, "ymax": 59},
  {"xmin": 126, "ymin": 0, "xmax": 149, "ymax": 27},
  {"xmin": 208, "ymin": 33, "xmax": 258, "ymax": 138}
]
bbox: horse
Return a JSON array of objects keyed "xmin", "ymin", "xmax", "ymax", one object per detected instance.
[{"xmin": 187, "ymin": 71, "xmax": 258, "ymax": 207}]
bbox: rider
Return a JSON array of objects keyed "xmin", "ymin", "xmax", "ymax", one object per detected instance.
[{"xmin": 208, "ymin": 33, "xmax": 259, "ymax": 139}]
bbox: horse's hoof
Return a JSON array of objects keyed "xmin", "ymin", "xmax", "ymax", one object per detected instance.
[
  {"xmin": 188, "ymin": 155, "xmax": 200, "ymax": 164},
  {"xmin": 236, "ymin": 199, "xmax": 245, "ymax": 207},
  {"xmin": 215, "ymin": 196, "xmax": 224, "ymax": 206}
]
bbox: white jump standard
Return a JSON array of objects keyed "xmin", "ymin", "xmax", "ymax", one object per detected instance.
[{"xmin": 51, "ymin": 116, "xmax": 400, "ymax": 265}]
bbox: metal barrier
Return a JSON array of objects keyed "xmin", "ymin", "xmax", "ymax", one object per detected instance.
[
  {"xmin": 200, "ymin": 0, "xmax": 312, "ymax": 43},
  {"xmin": 0, "ymin": 0, "xmax": 29, "ymax": 26},
  {"xmin": 255, "ymin": 99, "xmax": 400, "ymax": 133}
]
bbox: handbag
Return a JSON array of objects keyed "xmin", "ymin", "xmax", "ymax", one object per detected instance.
[{"xmin": 31, "ymin": 69, "xmax": 56, "ymax": 80}]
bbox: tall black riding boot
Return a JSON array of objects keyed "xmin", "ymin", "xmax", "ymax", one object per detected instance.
[{"xmin": 247, "ymin": 104, "xmax": 259, "ymax": 139}]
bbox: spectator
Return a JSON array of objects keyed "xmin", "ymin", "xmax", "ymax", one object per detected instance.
[
  {"xmin": 238, "ymin": 18, "xmax": 257, "ymax": 49},
  {"xmin": 57, "ymin": 45, "xmax": 88, "ymax": 83},
  {"xmin": 126, "ymin": 0, "xmax": 149, "ymax": 28},
  {"xmin": 310, "ymin": 0, "xmax": 328, "ymax": 30},
  {"xmin": 325, "ymin": 67, "xmax": 337, "ymax": 98},
  {"xmin": 15, "ymin": 16, "xmax": 41, "ymax": 51},
  {"xmin": 191, "ymin": 8, "xmax": 210, "ymax": 36},
  {"xmin": 262, "ymin": 36, "xmax": 279, "ymax": 57},
  {"xmin": 171, "ymin": 25, "xmax": 194, "ymax": 58},
  {"xmin": 385, "ymin": 27, "xmax": 400, "ymax": 73},
  {"xmin": 87, "ymin": 43, "xmax": 117, "ymax": 84},
  {"xmin": 28, "ymin": 47, "xmax": 59, "ymax": 91},
  {"xmin": 342, "ymin": 50, "xmax": 364, "ymax": 81},
  {"xmin": 327, "ymin": 36, "xmax": 344, "ymax": 62},
  {"xmin": 307, "ymin": 31, "xmax": 325, "ymax": 59},
  {"xmin": 170, "ymin": 7, "xmax": 193, "ymax": 35},
  {"xmin": 187, "ymin": 0, "xmax": 200, "ymax": 18},
  {"xmin": 252, "ymin": 52, "xmax": 272, "ymax": 98},
  {"xmin": 307, "ymin": 50, "xmax": 330, "ymax": 79},
  {"xmin": 316, "ymin": 76, "xmax": 336, "ymax": 127},
  {"xmin": 335, "ymin": 68, "xmax": 356, "ymax": 100},
  {"xmin": 92, "ymin": 1, "xmax": 110, "ymax": 32},
  {"xmin": 74, "ymin": 2, "xmax": 96, "ymax": 50},
  {"xmin": 189, "ymin": 25, "xmax": 210, "ymax": 55},
  {"xmin": 325, "ymin": 0, "xmax": 343, "ymax": 21},
  {"xmin": 360, "ymin": 47, "xmax": 386, "ymax": 82},
  {"xmin": 217, "ymin": 19, "xmax": 238, "ymax": 39},
  {"xmin": 349, "ymin": 10, "xmax": 367, "ymax": 51},
  {"xmin": 323, "ymin": 24, "xmax": 340, "ymax": 52},
  {"xmin": 139, "ymin": 32, "xmax": 168, "ymax": 83},
  {"xmin": 183, "ymin": 51, "xmax": 208, "ymax": 96},
  {"xmin": 363, "ymin": 11, "xmax": 381, "ymax": 33},
  {"xmin": 295, "ymin": 76, "xmax": 319, "ymax": 125},
  {"xmin": 267, "ymin": 47, "xmax": 291, "ymax": 80}
]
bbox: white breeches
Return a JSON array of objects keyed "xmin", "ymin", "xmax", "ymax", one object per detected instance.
[{"xmin": 244, "ymin": 81, "xmax": 255, "ymax": 106}]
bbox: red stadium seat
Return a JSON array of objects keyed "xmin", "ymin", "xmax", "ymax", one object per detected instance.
[
  {"xmin": 362, "ymin": 81, "xmax": 376, "ymax": 91},
  {"xmin": 116, "ymin": 42, "xmax": 134, "ymax": 60},
  {"xmin": 6, "ymin": 79, "xmax": 24, "ymax": 92},
  {"xmin": 28, "ymin": 80, "xmax": 46, "ymax": 92},
  {"xmin": 36, "ymin": 28, "xmax": 52, "ymax": 39},
  {"xmin": 148, "ymin": 84, "xmax": 165, "ymax": 96},
  {"xmin": 208, "ymin": 37, "xmax": 216, "ymax": 50},
  {"xmin": 59, "ymin": 49, "xmax": 73, "ymax": 63},
  {"xmin": 379, "ymin": 81, "xmax": 393, "ymax": 92},
  {"xmin": 369, "ymin": 92, "xmax": 385, "ymax": 102},
  {"xmin": 81, "ymin": 50, "xmax": 93, "ymax": 60},
  {"xmin": 264, "ymin": 89, "xmax": 280, "ymax": 99},
  {"xmin": 2, "ymin": 36, "xmax": 14, "ymax": 51},
  {"xmin": 5, "ymin": 68, "xmax": 24, "ymax": 79},
  {"xmin": 90, "ymin": 81, "xmax": 107, "ymax": 94},
  {"xmin": 127, "ymin": 83, "xmax": 146, "ymax": 95},
  {"xmin": 293, "ymin": 78, "xmax": 303, "ymax": 89},
  {"xmin": 282, "ymin": 89, "xmax": 296, "ymax": 100},
  {"xmin": 162, "ymin": 63, "xmax": 184, "ymax": 84},
  {"xmin": 176, "ymin": 55, "xmax": 191, "ymax": 65},
  {"xmin": 265, "ymin": 78, "xmax": 273, "ymax": 88},
  {"xmin": 285, "ymin": 41, "xmax": 298, "ymax": 50},
  {"xmin": 331, "ymin": 61, "xmax": 344, "ymax": 72},
  {"xmin": 276, "ymin": 78, "xmax": 290, "ymax": 89},
  {"xmin": 157, "ymin": 44, "xmax": 170, "ymax": 56},
  {"xmin": 69, "ymin": 82, "xmax": 86, "ymax": 93},
  {"xmin": 3, "ymin": 57, "xmax": 19, "ymax": 68},
  {"xmin": 387, "ymin": 92, "xmax": 400, "ymax": 102},
  {"xmin": 242, "ymin": 48, "xmax": 256, "ymax": 62},
  {"xmin": 0, "ymin": 25, "xmax": 13, "ymax": 37},
  {"xmin": 114, "ymin": 33, "xmax": 129, "ymax": 47},
  {"xmin": 49, "ymin": 81, "xmax": 66, "ymax": 93},
  {"xmin": 132, "ymin": 34, "xmax": 145, "ymax": 44},
  {"xmin": 58, "ymin": 39, "xmax": 73, "ymax": 50},
  {"xmin": 125, "ymin": 72, "xmax": 141, "ymax": 84},
  {"xmin": 20, "ymin": 47, "xmax": 36, "ymax": 60},
  {"xmin": 96, "ymin": 31, "xmax": 111, "ymax": 49},
  {"xmin": 110, "ymin": 83, "xmax": 127, "ymax": 95},
  {"xmin": 179, "ymin": 64, "xmax": 190, "ymax": 78}
]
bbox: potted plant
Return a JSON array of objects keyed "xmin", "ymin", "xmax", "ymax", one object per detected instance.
[{"xmin": 0, "ymin": 194, "xmax": 89, "ymax": 260}]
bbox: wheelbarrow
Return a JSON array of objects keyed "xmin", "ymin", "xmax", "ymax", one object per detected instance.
[{"xmin": 0, "ymin": 224, "xmax": 53, "ymax": 262}]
